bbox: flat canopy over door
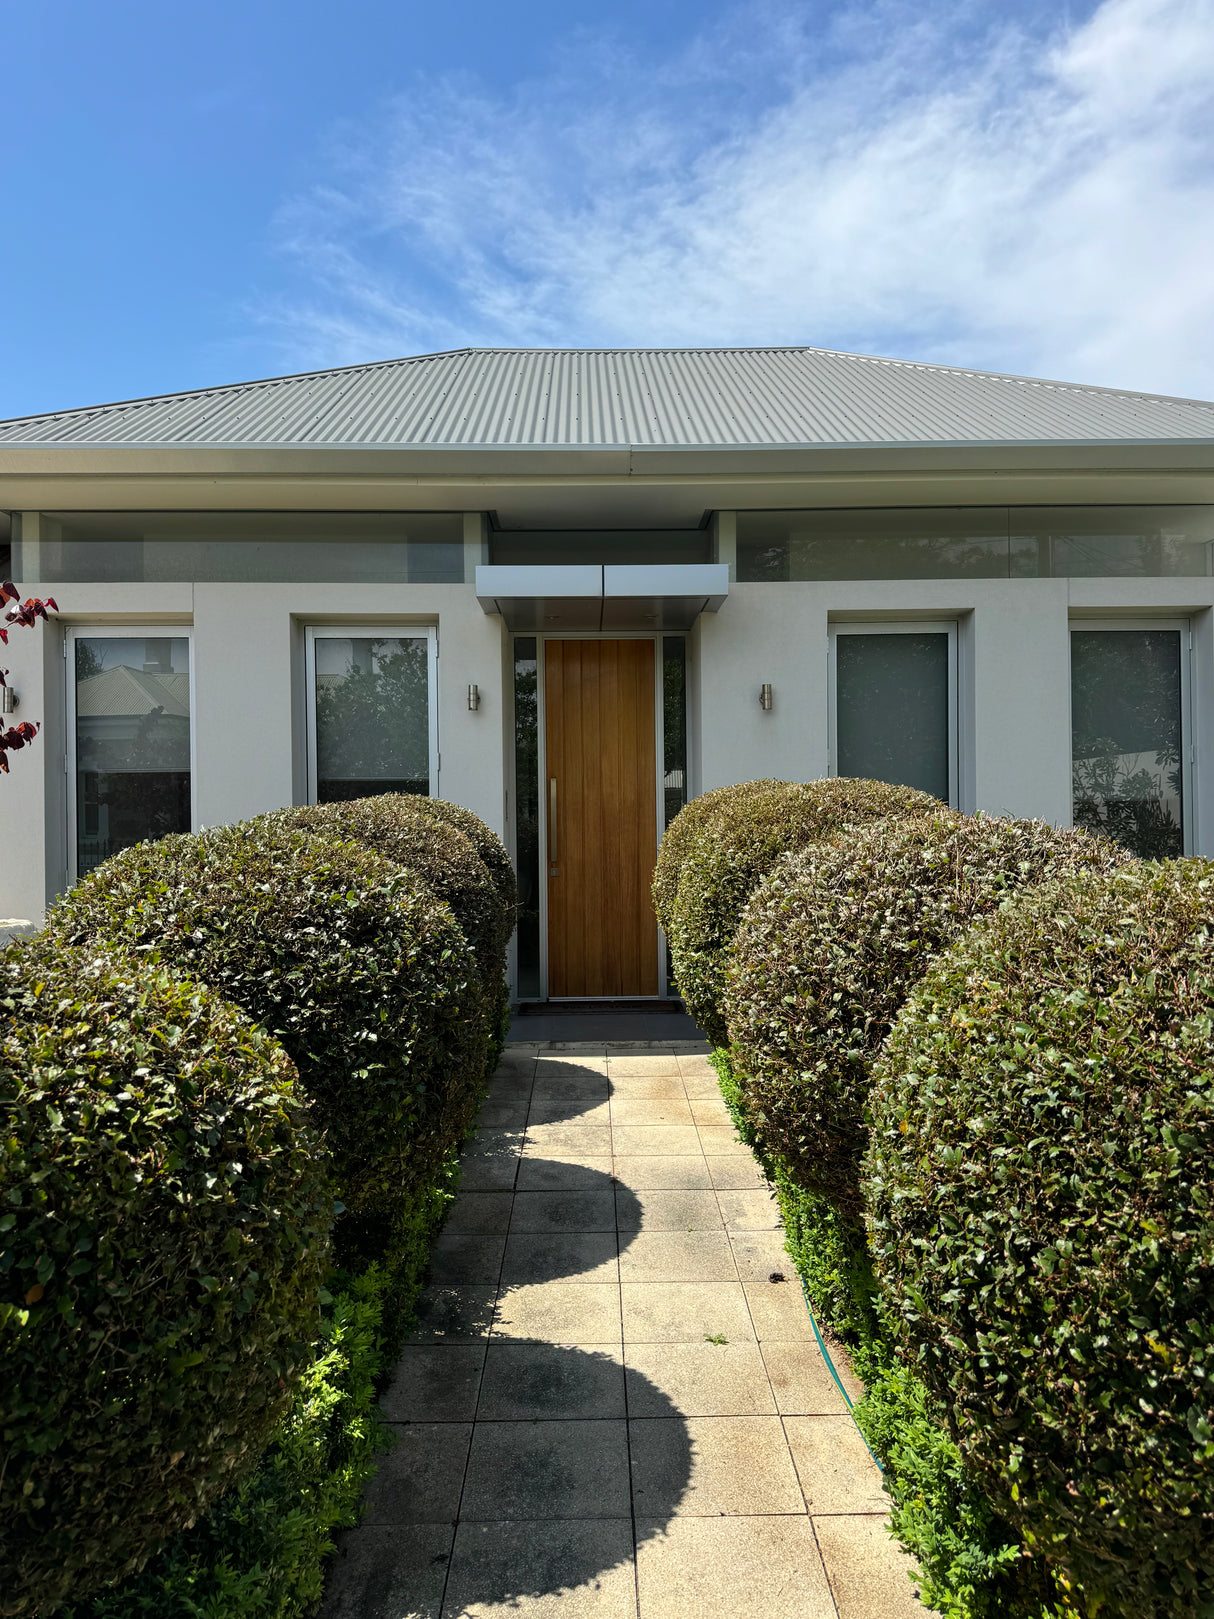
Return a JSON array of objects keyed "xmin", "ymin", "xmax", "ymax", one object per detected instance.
[{"xmin": 545, "ymin": 639, "xmax": 659, "ymax": 997}]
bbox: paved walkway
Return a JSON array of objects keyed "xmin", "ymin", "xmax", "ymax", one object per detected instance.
[{"xmin": 322, "ymin": 1042, "xmax": 923, "ymax": 1619}]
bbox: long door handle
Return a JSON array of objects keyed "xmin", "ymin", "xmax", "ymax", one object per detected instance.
[{"xmin": 548, "ymin": 777, "xmax": 558, "ymax": 876}]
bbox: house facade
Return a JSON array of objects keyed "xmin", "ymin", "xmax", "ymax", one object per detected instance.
[{"xmin": 2, "ymin": 345, "xmax": 1213, "ymax": 1000}]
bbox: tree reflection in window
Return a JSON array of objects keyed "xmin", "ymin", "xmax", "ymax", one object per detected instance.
[
  {"xmin": 1071, "ymin": 629, "xmax": 1183, "ymax": 858},
  {"xmin": 314, "ymin": 635, "xmax": 430, "ymax": 802}
]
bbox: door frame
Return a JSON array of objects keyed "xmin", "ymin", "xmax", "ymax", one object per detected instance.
[{"xmin": 526, "ymin": 631, "xmax": 672, "ymax": 1001}]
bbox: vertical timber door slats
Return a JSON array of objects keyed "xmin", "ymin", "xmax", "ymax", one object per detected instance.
[{"xmin": 545, "ymin": 640, "xmax": 658, "ymax": 997}]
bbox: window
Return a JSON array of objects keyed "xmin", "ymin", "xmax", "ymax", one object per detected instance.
[
  {"xmin": 305, "ymin": 628, "xmax": 437, "ymax": 804},
  {"xmin": 490, "ymin": 529, "xmax": 711, "ymax": 566},
  {"xmin": 68, "ymin": 630, "xmax": 193, "ymax": 878},
  {"xmin": 1071, "ymin": 624, "xmax": 1190, "ymax": 858},
  {"xmin": 662, "ymin": 637, "xmax": 688, "ymax": 829},
  {"xmin": 513, "ymin": 637, "xmax": 541, "ymax": 998},
  {"xmin": 15, "ymin": 512, "xmax": 464, "ymax": 584},
  {"xmin": 830, "ymin": 623, "xmax": 956, "ymax": 805},
  {"xmin": 736, "ymin": 506, "xmax": 1214, "ymax": 581}
]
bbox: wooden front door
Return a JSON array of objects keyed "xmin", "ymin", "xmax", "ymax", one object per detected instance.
[{"xmin": 544, "ymin": 639, "xmax": 659, "ymax": 997}]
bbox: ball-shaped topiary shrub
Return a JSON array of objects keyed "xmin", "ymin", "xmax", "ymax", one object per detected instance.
[
  {"xmin": 671, "ymin": 777, "xmax": 941, "ymax": 1045},
  {"xmin": 866, "ymin": 860, "xmax": 1214, "ymax": 1618},
  {"xmin": 0, "ymin": 940, "xmax": 330, "ymax": 1618},
  {"xmin": 45, "ymin": 820, "xmax": 486, "ymax": 1249},
  {"xmin": 651, "ymin": 779, "xmax": 785, "ymax": 936},
  {"xmin": 726, "ymin": 812, "xmax": 1131, "ymax": 1221},
  {"xmin": 266, "ymin": 796, "xmax": 508, "ymax": 994},
  {"xmin": 421, "ymin": 797, "xmax": 518, "ymax": 921}
]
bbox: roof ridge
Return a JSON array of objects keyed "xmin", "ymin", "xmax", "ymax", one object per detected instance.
[{"xmin": 3, "ymin": 345, "xmax": 1214, "ymax": 432}]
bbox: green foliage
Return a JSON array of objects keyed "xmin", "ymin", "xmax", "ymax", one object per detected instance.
[
  {"xmin": 0, "ymin": 940, "xmax": 331, "ymax": 1618},
  {"xmin": 420, "ymin": 796, "xmax": 519, "ymax": 920},
  {"xmin": 651, "ymin": 779, "xmax": 784, "ymax": 936},
  {"xmin": 672, "ymin": 777, "xmax": 941, "ymax": 1045},
  {"xmin": 62, "ymin": 1155, "xmax": 459, "ymax": 1619},
  {"xmin": 44, "ymin": 819, "xmax": 486, "ymax": 1259},
  {"xmin": 868, "ymin": 860, "xmax": 1214, "ymax": 1617},
  {"xmin": 726, "ymin": 812, "xmax": 1129, "ymax": 1221},
  {"xmin": 714, "ymin": 1050, "xmax": 1049, "ymax": 1619}
]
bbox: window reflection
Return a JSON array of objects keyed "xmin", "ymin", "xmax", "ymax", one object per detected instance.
[
  {"xmin": 835, "ymin": 632, "xmax": 951, "ymax": 802},
  {"xmin": 313, "ymin": 635, "xmax": 430, "ymax": 802},
  {"xmin": 513, "ymin": 639, "xmax": 541, "ymax": 998},
  {"xmin": 1071, "ymin": 629, "xmax": 1184, "ymax": 858},
  {"xmin": 74, "ymin": 636, "xmax": 191, "ymax": 875}
]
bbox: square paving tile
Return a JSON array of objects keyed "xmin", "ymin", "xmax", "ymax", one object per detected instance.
[
  {"xmin": 716, "ymin": 1189, "xmax": 782, "ymax": 1231},
  {"xmin": 493, "ymin": 1282, "xmax": 622, "ymax": 1343},
  {"xmin": 604, "ymin": 1076, "xmax": 688, "ymax": 1100},
  {"xmin": 605, "ymin": 1056, "xmax": 683, "ymax": 1078},
  {"xmin": 524, "ymin": 1125, "xmax": 613, "ymax": 1156},
  {"xmin": 478, "ymin": 1343, "xmax": 625, "ymax": 1420},
  {"xmin": 445, "ymin": 1193, "xmax": 516, "ymax": 1234},
  {"xmin": 319, "ymin": 1523, "xmax": 453, "ymax": 1619},
  {"xmin": 410, "ymin": 1285, "xmax": 498, "ymax": 1343},
  {"xmin": 461, "ymin": 1420, "xmax": 631, "ymax": 1519},
  {"xmin": 784, "ymin": 1416, "xmax": 889, "ymax": 1513},
  {"xmin": 428, "ymin": 1234, "xmax": 507, "ymax": 1286},
  {"xmin": 729, "ymin": 1229, "xmax": 793, "ymax": 1281},
  {"xmin": 615, "ymin": 1188, "xmax": 723, "ymax": 1231},
  {"xmin": 380, "ymin": 1344, "xmax": 487, "ymax": 1421},
  {"xmin": 624, "ymin": 1341, "xmax": 778, "ymax": 1417},
  {"xmin": 621, "ymin": 1281, "xmax": 756, "ymax": 1345},
  {"xmin": 629, "ymin": 1415, "xmax": 806, "ymax": 1517},
  {"xmin": 515, "ymin": 1154, "xmax": 614, "ymax": 1191},
  {"xmin": 487, "ymin": 1073, "xmax": 535, "ymax": 1099},
  {"xmin": 502, "ymin": 1232, "xmax": 620, "ymax": 1286},
  {"xmin": 813, "ymin": 1513, "xmax": 925, "ymax": 1617},
  {"xmin": 443, "ymin": 1519, "xmax": 637, "ymax": 1618},
  {"xmin": 676, "ymin": 1053, "xmax": 717, "ymax": 1076},
  {"xmin": 478, "ymin": 1100, "xmax": 531, "ymax": 1128},
  {"xmin": 705, "ymin": 1156, "xmax": 771, "ymax": 1190},
  {"xmin": 609, "ymin": 1156, "xmax": 713, "ymax": 1190},
  {"xmin": 527, "ymin": 1100, "xmax": 612, "ymax": 1127},
  {"xmin": 762, "ymin": 1343, "xmax": 850, "ymax": 1415},
  {"xmin": 688, "ymin": 1098, "xmax": 734, "ymax": 1127},
  {"xmin": 611, "ymin": 1125, "xmax": 703, "ymax": 1157},
  {"xmin": 534, "ymin": 1057, "xmax": 610, "ymax": 1077},
  {"xmin": 695, "ymin": 1125, "xmax": 750, "ymax": 1156},
  {"xmin": 461, "ymin": 1155, "xmax": 523, "ymax": 1192},
  {"xmin": 634, "ymin": 1515, "xmax": 837, "ymax": 1619},
  {"xmin": 361, "ymin": 1422, "xmax": 472, "ymax": 1523},
  {"xmin": 680, "ymin": 1073, "xmax": 724, "ymax": 1099},
  {"xmin": 742, "ymin": 1279, "xmax": 814, "ymax": 1341},
  {"xmin": 510, "ymin": 1191, "xmax": 617, "ymax": 1233},
  {"xmin": 618, "ymin": 1229, "xmax": 737, "ymax": 1283},
  {"xmin": 608, "ymin": 1098, "xmax": 695, "ymax": 1127},
  {"xmin": 529, "ymin": 1077, "xmax": 611, "ymax": 1103}
]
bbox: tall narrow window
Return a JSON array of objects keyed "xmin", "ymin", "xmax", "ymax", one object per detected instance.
[
  {"xmin": 306, "ymin": 629, "xmax": 435, "ymax": 803},
  {"xmin": 831, "ymin": 625, "xmax": 955, "ymax": 804},
  {"xmin": 662, "ymin": 637, "xmax": 688, "ymax": 829},
  {"xmin": 71, "ymin": 633, "xmax": 192, "ymax": 877},
  {"xmin": 513, "ymin": 637, "xmax": 541, "ymax": 998},
  {"xmin": 1071, "ymin": 626, "xmax": 1187, "ymax": 858}
]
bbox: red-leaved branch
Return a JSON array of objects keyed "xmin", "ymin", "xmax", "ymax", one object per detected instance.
[{"xmin": 1, "ymin": 581, "xmax": 58, "ymax": 776}]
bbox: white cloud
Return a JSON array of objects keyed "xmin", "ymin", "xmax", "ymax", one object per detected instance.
[{"xmin": 270, "ymin": 0, "xmax": 1214, "ymax": 397}]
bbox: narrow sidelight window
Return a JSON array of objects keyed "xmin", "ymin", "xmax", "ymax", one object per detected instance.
[
  {"xmin": 662, "ymin": 637, "xmax": 688, "ymax": 829},
  {"xmin": 1071, "ymin": 625, "xmax": 1188, "ymax": 858},
  {"xmin": 70, "ymin": 632, "xmax": 192, "ymax": 877},
  {"xmin": 306, "ymin": 628, "xmax": 436, "ymax": 803},
  {"xmin": 830, "ymin": 624, "xmax": 955, "ymax": 805},
  {"xmin": 513, "ymin": 637, "xmax": 541, "ymax": 998}
]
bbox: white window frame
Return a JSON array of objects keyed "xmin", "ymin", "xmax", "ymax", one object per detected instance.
[
  {"xmin": 828, "ymin": 620, "xmax": 959, "ymax": 808},
  {"xmin": 303, "ymin": 624, "xmax": 439, "ymax": 805},
  {"xmin": 1068, "ymin": 617, "xmax": 1194, "ymax": 856},
  {"xmin": 65, "ymin": 624, "xmax": 197, "ymax": 883}
]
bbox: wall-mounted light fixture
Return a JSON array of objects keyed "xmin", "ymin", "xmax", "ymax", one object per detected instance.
[
  {"xmin": 467, "ymin": 683, "xmax": 480, "ymax": 712},
  {"xmin": 759, "ymin": 683, "xmax": 773, "ymax": 711},
  {"xmin": 0, "ymin": 684, "xmax": 16, "ymax": 715}
]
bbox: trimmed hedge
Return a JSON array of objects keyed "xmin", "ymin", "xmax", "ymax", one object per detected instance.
[
  {"xmin": 651, "ymin": 780, "xmax": 785, "ymax": 936},
  {"xmin": 726, "ymin": 812, "xmax": 1130, "ymax": 1222},
  {"xmin": 670, "ymin": 778, "xmax": 940, "ymax": 1044},
  {"xmin": 44, "ymin": 820, "xmax": 486, "ymax": 1255},
  {"xmin": 0, "ymin": 940, "xmax": 330, "ymax": 1618},
  {"xmin": 867, "ymin": 861, "xmax": 1214, "ymax": 1617},
  {"xmin": 420, "ymin": 797, "xmax": 518, "ymax": 919}
]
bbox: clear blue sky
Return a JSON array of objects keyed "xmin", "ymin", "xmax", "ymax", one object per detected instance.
[{"xmin": 4, "ymin": 0, "xmax": 1213, "ymax": 420}]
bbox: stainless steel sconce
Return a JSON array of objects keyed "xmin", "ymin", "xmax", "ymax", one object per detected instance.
[
  {"xmin": 467, "ymin": 683, "xmax": 480, "ymax": 711},
  {"xmin": 759, "ymin": 683, "xmax": 773, "ymax": 711},
  {"xmin": 0, "ymin": 685, "xmax": 16, "ymax": 715}
]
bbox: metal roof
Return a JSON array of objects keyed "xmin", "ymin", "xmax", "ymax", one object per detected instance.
[{"xmin": 2, "ymin": 346, "xmax": 1213, "ymax": 450}]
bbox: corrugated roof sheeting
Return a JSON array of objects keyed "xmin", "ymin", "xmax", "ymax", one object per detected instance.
[{"xmin": 2, "ymin": 346, "xmax": 1213, "ymax": 449}]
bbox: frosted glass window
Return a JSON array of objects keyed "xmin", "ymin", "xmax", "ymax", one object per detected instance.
[
  {"xmin": 72, "ymin": 635, "xmax": 191, "ymax": 876},
  {"xmin": 1071, "ymin": 629, "xmax": 1185, "ymax": 857},
  {"xmin": 311, "ymin": 634, "xmax": 432, "ymax": 802},
  {"xmin": 834, "ymin": 631, "xmax": 951, "ymax": 802}
]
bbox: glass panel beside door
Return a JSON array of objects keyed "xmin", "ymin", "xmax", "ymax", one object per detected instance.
[
  {"xmin": 71, "ymin": 633, "xmax": 192, "ymax": 877},
  {"xmin": 306, "ymin": 629, "xmax": 436, "ymax": 803},
  {"xmin": 1071, "ymin": 625, "xmax": 1188, "ymax": 858}
]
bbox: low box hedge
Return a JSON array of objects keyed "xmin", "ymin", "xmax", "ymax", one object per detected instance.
[
  {"xmin": 0, "ymin": 940, "xmax": 331, "ymax": 1618},
  {"xmin": 868, "ymin": 860, "xmax": 1214, "ymax": 1617},
  {"xmin": 725, "ymin": 812, "xmax": 1129, "ymax": 1221},
  {"xmin": 669, "ymin": 777, "xmax": 940, "ymax": 1045}
]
